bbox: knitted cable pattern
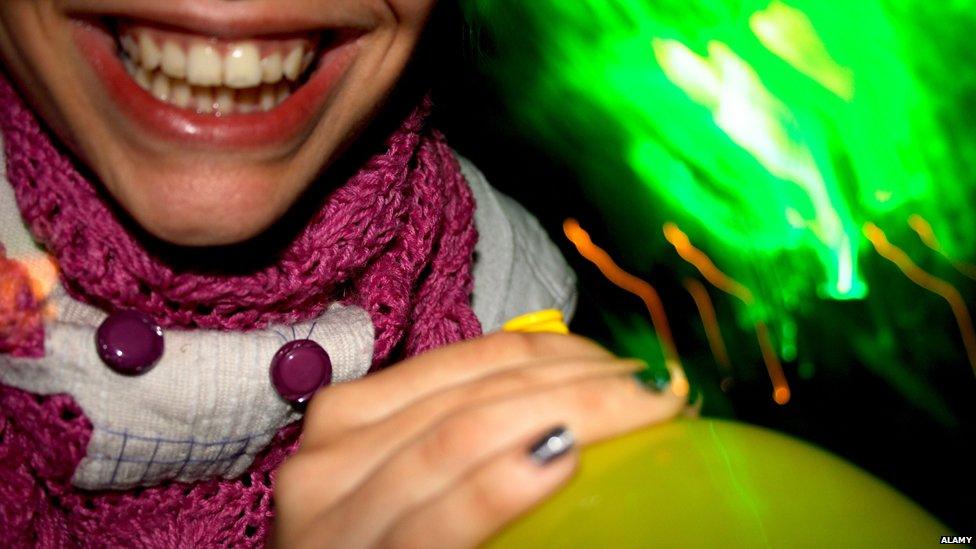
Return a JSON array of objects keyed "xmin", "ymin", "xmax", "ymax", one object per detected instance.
[{"xmin": 0, "ymin": 68, "xmax": 482, "ymax": 545}]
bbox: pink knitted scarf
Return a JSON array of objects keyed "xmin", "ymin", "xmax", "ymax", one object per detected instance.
[
  {"xmin": 0, "ymin": 73, "xmax": 482, "ymax": 365},
  {"xmin": 0, "ymin": 71, "xmax": 483, "ymax": 546}
]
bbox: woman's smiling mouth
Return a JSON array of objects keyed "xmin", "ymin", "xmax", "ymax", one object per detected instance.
[
  {"xmin": 117, "ymin": 22, "xmax": 321, "ymax": 115},
  {"xmin": 0, "ymin": 0, "xmax": 432, "ymax": 245},
  {"xmin": 71, "ymin": 15, "xmax": 362, "ymax": 147}
]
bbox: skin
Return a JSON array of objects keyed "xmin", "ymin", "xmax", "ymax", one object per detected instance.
[
  {"xmin": 0, "ymin": 0, "xmax": 437, "ymax": 245},
  {"xmin": 0, "ymin": 2, "xmax": 686, "ymax": 546}
]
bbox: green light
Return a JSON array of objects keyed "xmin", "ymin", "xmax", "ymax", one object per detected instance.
[
  {"xmin": 466, "ymin": 0, "xmax": 975, "ymax": 296},
  {"xmin": 750, "ymin": 2, "xmax": 853, "ymax": 101},
  {"xmin": 465, "ymin": 0, "xmax": 976, "ymax": 410}
]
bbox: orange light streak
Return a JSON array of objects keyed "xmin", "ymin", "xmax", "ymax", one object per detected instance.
[
  {"xmin": 664, "ymin": 223, "xmax": 791, "ymax": 404},
  {"xmin": 908, "ymin": 214, "xmax": 976, "ymax": 281},
  {"xmin": 864, "ymin": 222, "xmax": 976, "ymax": 376},
  {"xmin": 756, "ymin": 321, "xmax": 790, "ymax": 405},
  {"xmin": 663, "ymin": 223, "xmax": 754, "ymax": 304},
  {"xmin": 683, "ymin": 278, "xmax": 732, "ymax": 374},
  {"xmin": 562, "ymin": 219, "xmax": 688, "ymax": 398}
]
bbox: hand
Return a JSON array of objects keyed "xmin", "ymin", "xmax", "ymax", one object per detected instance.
[{"xmin": 273, "ymin": 332, "xmax": 685, "ymax": 548}]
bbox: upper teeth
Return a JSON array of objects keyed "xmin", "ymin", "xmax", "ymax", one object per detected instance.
[
  {"xmin": 187, "ymin": 44, "xmax": 223, "ymax": 87},
  {"xmin": 122, "ymin": 28, "xmax": 313, "ymax": 88},
  {"xmin": 225, "ymin": 43, "xmax": 262, "ymax": 88},
  {"xmin": 119, "ymin": 26, "xmax": 316, "ymax": 114}
]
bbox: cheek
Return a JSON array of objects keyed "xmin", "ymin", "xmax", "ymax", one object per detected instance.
[
  {"xmin": 0, "ymin": 4, "xmax": 72, "ymax": 137},
  {"xmin": 386, "ymin": 0, "xmax": 438, "ymax": 30}
]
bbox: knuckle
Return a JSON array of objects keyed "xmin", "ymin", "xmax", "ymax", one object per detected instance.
[
  {"xmin": 468, "ymin": 367, "xmax": 538, "ymax": 398},
  {"xmin": 303, "ymin": 395, "xmax": 330, "ymax": 431},
  {"xmin": 482, "ymin": 331, "xmax": 611, "ymax": 361},
  {"xmin": 493, "ymin": 367, "xmax": 540, "ymax": 389},
  {"xmin": 482, "ymin": 331, "xmax": 541, "ymax": 358},
  {"xmin": 418, "ymin": 414, "xmax": 482, "ymax": 466},
  {"xmin": 573, "ymin": 377, "xmax": 630, "ymax": 415},
  {"xmin": 304, "ymin": 383, "xmax": 361, "ymax": 439},
  {"xmin": 575, "ymin": 385, "xmax": 611, "ymax": 415},
  {"xmin": 570, "ymin": 375, "xmax": 677, "ymax": 428},
  {"xmin": 306, "ymin": 380, "xmax": 355, "ymax": 417}
]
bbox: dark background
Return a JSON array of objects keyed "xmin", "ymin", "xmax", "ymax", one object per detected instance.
[{"xmin": 429, "ymin": 18, "xmax": 975, "ymax": 532}]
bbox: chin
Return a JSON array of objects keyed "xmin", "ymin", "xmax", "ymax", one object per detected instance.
[
  {"xmin": 138, "ymin": 209, "xmax": 279, "ymax": 247},
  {"xmin": 117, "ymin": 169, "xmax": 296, "ymax": 247}
]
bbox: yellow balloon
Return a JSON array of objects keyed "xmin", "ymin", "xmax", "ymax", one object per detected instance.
[{"xmin": 491, "ymin": 419, "xmax": 945, "ymax": 548}]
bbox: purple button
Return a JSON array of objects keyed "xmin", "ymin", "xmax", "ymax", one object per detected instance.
[
  {"xmin": 95, "ymin": 310, "xmax": 164, "ymax": 376},
  {"xmin": 270, "ymin": 339, "xmax": 332, "ymax": 403}
]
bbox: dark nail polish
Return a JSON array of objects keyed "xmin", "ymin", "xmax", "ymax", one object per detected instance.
[
  {"xmin": 634, "ymin": 366, "xmax": 671, "ymax": 392},
  {"xmin": 529, "ymin": 426, "xmax": 575, "ymax": 465}
]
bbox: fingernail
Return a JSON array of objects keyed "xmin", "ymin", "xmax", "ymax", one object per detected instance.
[
  {"xmin": 634, "ymin": 365, "xmax": 671, "ymax": 393},
  {"xmin": 528, "ymin": 426, "xmax": 575, "ymax": 465}
]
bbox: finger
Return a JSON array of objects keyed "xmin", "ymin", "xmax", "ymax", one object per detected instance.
[
  {"xmin": 302, "ymin": 355, "xmax": 642, "ymax": 449},
  {"xmin": 380, "ymin": 427, "xmax": 579, "ymax": 549},
  {"xmin": 304, "ymin": 332, "xmax": 613, "ymax": 440},
  {"xmin": 286, "ymin": 358, "xmax": 641, "ymax": 510},
  {"xmin": 328, "ymin": 375, "xmax": 683, "ymax": 543}
]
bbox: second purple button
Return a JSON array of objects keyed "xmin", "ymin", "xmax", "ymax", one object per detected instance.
[{"xmin": 270, "ymin": 339, "xmax": 333, "ymax": 404}]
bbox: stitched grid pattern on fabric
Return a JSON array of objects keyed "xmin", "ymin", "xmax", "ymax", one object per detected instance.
[{"xmin": 79, "ymin": 426, "xmax": 280, "ymax": 489}]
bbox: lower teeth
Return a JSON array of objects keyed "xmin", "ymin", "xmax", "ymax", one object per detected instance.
[{"xmin": 122, "ymin": 55, "xmax": 295, "ymax": 115}]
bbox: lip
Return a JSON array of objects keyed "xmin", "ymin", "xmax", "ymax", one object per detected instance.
[
  {"xmin": 62, "ymin": 0, "xmax": 370, "ymax": 39},
  {"xmin": 71, "ymin": 19, "xmax": 362, "ymax": 148}
]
